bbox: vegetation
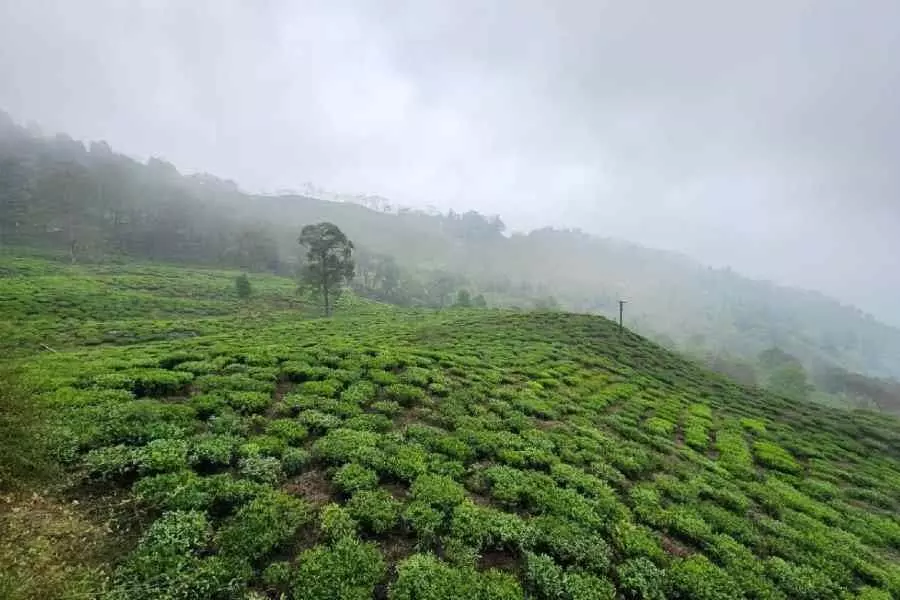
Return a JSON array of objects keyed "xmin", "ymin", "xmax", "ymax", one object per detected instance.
[
  {"xmin": 2, "ymin": 254, "xmax": 900, "ymax": 599},
  {"xmin": 297, "ymin": 222, "xmax": 355, "ymax": 316},
  {"xmin": 3, "ymin": 116, "xmax": 900, "ymax": 401}
]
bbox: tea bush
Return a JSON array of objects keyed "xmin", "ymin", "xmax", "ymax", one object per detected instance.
[{"xmin": 6, "ymin": 257, "xmax": 900, "ymax": 599}]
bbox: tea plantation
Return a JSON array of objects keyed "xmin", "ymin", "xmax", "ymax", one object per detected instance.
[{"xmin": 2, "ymin": 255, "xmax": 900, "ymax": 599}]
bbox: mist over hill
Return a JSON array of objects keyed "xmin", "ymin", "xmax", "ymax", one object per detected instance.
[{"xmin": 2, "ymin": 114, "xmax": 899, "ymax": 393}]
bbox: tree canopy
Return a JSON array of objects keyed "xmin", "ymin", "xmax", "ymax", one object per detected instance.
[{"xmin": 298, "ymin": 222, "xmax": 355, "ymax": 316}]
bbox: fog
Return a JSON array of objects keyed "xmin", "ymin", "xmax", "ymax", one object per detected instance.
[{"xmin": 1, "ymin": 0, "xmax": 898, "ymax": 323}]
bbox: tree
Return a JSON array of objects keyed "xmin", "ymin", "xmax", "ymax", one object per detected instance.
[
  {"xmin": 298, "ymin": 222, "xmax": 355, "ymax": 316},
  {"xmin": 473, "ymin": 294, "xmax": 488, "ymax": 308},
  {"xmin": 235, "ymin": 273, "xmax": 251, "ymax": 299},
  {"xmin": 455, "ymin": 289, "xmax": 472, "ymax": 307}
]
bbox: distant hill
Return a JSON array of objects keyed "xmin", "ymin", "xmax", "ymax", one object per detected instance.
[{"xmin": 2, "ymin": 111, "xmax": 899, "ymax": 386}]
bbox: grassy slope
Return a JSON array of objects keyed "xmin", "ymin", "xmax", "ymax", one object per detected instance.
[{"xmin": 2, "ymin": 256, "xmax": 900, "ymax": 600}]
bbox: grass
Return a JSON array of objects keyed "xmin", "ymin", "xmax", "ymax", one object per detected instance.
[{"xmin": 2, "ymin": 255, "xmax": 900, "ymax": 599}]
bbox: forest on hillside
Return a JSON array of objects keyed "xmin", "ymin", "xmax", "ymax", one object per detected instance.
[{"xmin": 2, "ymin": 112, "xmax": 899, "ymax": 410}]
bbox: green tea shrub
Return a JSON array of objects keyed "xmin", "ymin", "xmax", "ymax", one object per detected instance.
[
  {"xmin": 403, "ymin": 500, "xmax": 444, "ymax": 542},
  {"xmin": 292, "ymin": 537, "xmax": 385, "ymax": 600},
  {"xmin": 239, "ymin": 435, "xmax": 287, "ymax": 458},
  {"xmin": 332, "ymin": 462, "xmax": 379, "ymax": 494},
  {"xmin": 238, "ymin": 455, "xmax": 283, "ymax": 485},
  {"xmin": 298, "ymin": 409, "xmax": 343, "ymax": 432},
  {"xmin": 346, "ymin": 488, "xmax": 401, "ymax": 534},
  {"xmin": 92, "ymin": 368, "xmax": 193, "ymax": 397},
  {"xmin": 312, "ymin": 428, "xmax": 384, "ymax": 466},
  {"xmin": 341, "ymin": 380, "xmax": 376, "ymax": 405},
  {"xmin": 667, "ymin": 555, "xmax": 744, "ymax": 600},
  {"xmin": 611, "ymin": 520, "xmax": 667, "ymax": 565},
  {"xmin": 389, "ymin": 553, "xmax": 478, "ymax": 600},
  {"xmin": 136, "ymin": 438, "xmax": 189, "ymax": 473},
  {"xmin": 225, "ymin": 390, "xmax": 271, "ymax": 414},
  {"xmin": 134, "ymin": 470, "xmax": 210, "ymax": 511},
  {"xmin": 386, "ymin": 383, "xmax": 426, "ymax": 407},
  {"xmin": 371, "ymin": 399, "xmax": 402, "ymax": 416},
  {"xmin": 280, "ymin": 361, "xmax": 329, "ymax": 382},
  {"xmin": 188, "ymin": 433, "xmax": 239, "ymax": 468},
  {"xmin": 616, "ymin": 557, "xmax": 665, "ymax": 600},
  {"xmin": 566, "ymin": 571, "xmax": 616, "ymax": 600},
  {"xmin": 83, "ymin": 444, "xmax": 138, "ymax": 479},
  {"xmin": 189, "ymin": 393, "xmax": 228, "ymax": 419},
  {"xmin": 765, "ymin": 556, "xmax": 840, "ymax": 600},
  {"xmin": 98, "ymin": 399, "xmax": 195, "ymax": 445},
  {"xmin": 319, "ymin": 502, "xmax": 358, "ymax": 541},
  {"xmin": 753, "ymin": 441, "xmax": 802, "ymax": 474},
  {"xmin": 410, "ymin": 473, "xmax": 467, "ymax": 513},
  {"xmin": 112, "ymin": 510, "xmax": 250, "ymax": 600},
  {"xmin": 197, "ymin": 373, "xmax": 274, "ymax": 394},
  {"xmin": 217, "ymin": 491, "xmax": 313, "ymax": 562},
  {"xmin": 524, "ymin": 552, "xmax": 566, "ymax": 599},
  {"xmin": 531, "ymin": 515, "xmax": 611, "ymax": 572},
  {"xmin": 281, "ymin": 447, "xmax": 311, "ymax": 476},
  {"xmin": 343, "ymin": 413, "xmax": 393, "ymax": 432}
]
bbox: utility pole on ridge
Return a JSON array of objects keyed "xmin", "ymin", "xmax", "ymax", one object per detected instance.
[{"xmin": 618, "ymin": 300, "xmax": 626, "ymax": 332}]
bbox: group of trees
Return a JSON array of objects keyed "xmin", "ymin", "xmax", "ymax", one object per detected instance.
[{"xmin": 0, "ymin": 114, "xmax": 279, "ymax": 270}]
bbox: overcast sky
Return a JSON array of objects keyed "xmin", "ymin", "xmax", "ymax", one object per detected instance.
[{"xmin": 1, "ymin": 0, "xmax": 898, "ymax": 322}]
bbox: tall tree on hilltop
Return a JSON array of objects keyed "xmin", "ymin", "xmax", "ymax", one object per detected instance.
[{"xmin": 298, "ymin": 222, "xmax": 355, "ymax": 316}]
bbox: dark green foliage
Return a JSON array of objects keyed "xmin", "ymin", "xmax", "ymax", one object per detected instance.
[
  {"xmin": 298, "ymin": 221, "xmax": 355, "ymax": 317},
  {"xmin": 235, "ymin": 273, "xmax": 251, "ymax": 299},
  {"xmin": 616, "ymin": 557, "xmax": 666, "ymax": 600},
  {"xmin": 667, "ymin": 555, "xmax": 744, "ymax": 600},
  {"xmin": 111, "ymin": 510, "xmax": 251, "ymax": 600},
  {"xmin": 346, "ymin": 488, "xmax": 402, "ymax": 534},
  {"xmin": 217, "ymin": 491, "xmax": 312, "ymax": 562},
  {"xmin": 332, "ymin": 462, "xmax": 379, "ymax": 494},
  {"xmin": 319, "ymin": 502, "xmax": 358, "ymax": 541},
  {"xmin": 291, "ymin": 537, "xmax": 385, "ymax": 600}
]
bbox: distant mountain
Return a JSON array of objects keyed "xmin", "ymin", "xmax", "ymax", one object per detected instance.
[{"xmin": 2, "ymin": 112, "xmax": 899, "ymax": 383}]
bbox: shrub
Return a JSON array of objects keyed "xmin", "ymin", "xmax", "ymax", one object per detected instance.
[
  {"xmin": 238, "ymin": 455, "xmax": 283, "ymax": 485},
  {"xmin": 134, "ymin": 470, "xmax": 209, "ymax": 511},
  {"xmin": 531, "ymin": 515, "xmax": 611, "ymax": 572},
  {"xmin": 753, "ymin": 441, "xmax": 802, "ymax": 474},
  {"xmin": 320, "ymin": 503, "xmax": 358, "ymax": 541},
  {"xmin": 343, "ymin": 413, "xmax": 393, "ymax": 432},
  {"xmin": 410, "ymin": 473, "xmax": 467, "ymax": 513},
  {"xmin": 667, "ymin": 555, "xmax": 744, "ymax": 600},
  {"xmin": 524, "ymin": 552, "xmax": 566, "ymax": 599},
  {"xmin": 83, "ymin": 444, "xmax": 138, "ymax": 479},
  {"xmin": 292, "ymin": 537, "xmax": 386, "ymax": 600},
  {"xmin": 281, "ymin": 447, "xmax": 311, "ymax": 476},
  {"xmin": 347, "ymin": 488, "xmax": 401, "ymax": 534},
  {"xmin": 217, "ymin": 491, "xmax": 313, "ymax": 562},
  {"xmin": 371, "ymin": 400, "xmax": 402, "ymax": 417},
  {"xmin": 112, "ymin": 510, "xmax": 250, "ymax": 600},
  {"xmin": 93, "ymin": 368, "xmax": 193, "ymax": 397},
  {"xmin": 341, "ymin": 380, "xmax": 376, "ymax": 405},
  {"xmin": 386, "ymin": 383, "xmax": 426, "ymax": 407},
  {"xmin": 265, "ymin": 419, "xmax": 309, "ymax": 445},
  {"xmin": 566, "ymin": 571, "xmax": 616, "ymax": 600},
  {"xmin": 188, "ymin": 433, "xmax": 239, "ymax": 468},
  {"xmin": 136, "ymin": 438, "xmax": 189, "ymax": 474},
  {"xmin": 313, "ymin": 428, "xmax": 384, "ymax": 467},
  {"xmin": 389, "ymin": 554, "xmax": 479, "ymax": 600},
  {"xmin": 333, "ymin": 462, "xmax": 379, "ymax": 494},
  {"xmin": 616, "ymin": 557, "xmax": 666, "ymax": 600},
  {"xmin": 240, "ymin": 434, "xmax": 287, "ymax": 458},
  {"xmin": 765, "ymin": 556, "xmax": 840, "ymax": 600},
  {"xmin": 225, "ymin": 390, "xmax": 271, "ymax": 414},
  {"xmin": 403, "ymin": 500, "xmax": 444, "ymax": 542}
]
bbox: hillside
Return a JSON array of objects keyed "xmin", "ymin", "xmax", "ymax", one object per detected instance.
[
  {"xmin": 2, "ymin": 256, "xmax": 900, "ymax": 599},
  {"xmin": 2, "ymin": 113, "xmax": 899, "ymax": 388}
]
